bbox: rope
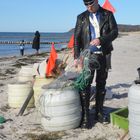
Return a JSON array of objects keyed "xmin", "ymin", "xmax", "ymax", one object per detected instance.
[
  {"xmin": 73, "ymin": 49, "xmax": 100, "ymax": 90},
  {"xmin": 73, "ymin": 57, "xmax": 91, "ymax": 90}
]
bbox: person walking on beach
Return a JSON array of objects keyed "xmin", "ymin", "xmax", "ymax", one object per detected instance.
[
  {"xmin": 32, "ymin": 31, "xmax": 40, "ymax": 54},
  {"xmin": 74, "ymin": 0, "xmax": 118, "ymax": 128},
  {"xmin": 19, "ymin": 40, "xmax": 25, "ymax": 56}
]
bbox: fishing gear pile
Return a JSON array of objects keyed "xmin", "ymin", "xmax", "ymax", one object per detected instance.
[{"xmin": 73, "ymin": 49, "xmax": 100, "ymax": 90}]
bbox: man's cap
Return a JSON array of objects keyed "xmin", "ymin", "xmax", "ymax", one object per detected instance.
[{"xmin": 83, "ymin": 0, "xmax": 95, "ymax": 6}]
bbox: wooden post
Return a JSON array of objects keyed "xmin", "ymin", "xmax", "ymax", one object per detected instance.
[{"xmin": 17, "ymin": 77, "xmax": 35, "ymax": 116}]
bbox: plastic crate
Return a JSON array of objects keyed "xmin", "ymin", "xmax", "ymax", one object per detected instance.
[{"xmin": 110, "ymin": 107, "xmax": 129, "ymax": 131}]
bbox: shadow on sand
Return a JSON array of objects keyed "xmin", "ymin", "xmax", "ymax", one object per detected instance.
[{"xmin": 88, "ymin": 82, "xmax": 130, "ymax": 128}]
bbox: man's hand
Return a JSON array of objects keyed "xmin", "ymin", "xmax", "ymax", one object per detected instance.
[{"xmin": 90, "ymin": 38, "xmax": 100, "ymax": 46}]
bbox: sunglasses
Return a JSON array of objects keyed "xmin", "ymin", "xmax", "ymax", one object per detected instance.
[{"xmin": 84, "ymin": 1, "xmax": 96, "ymax": 6}]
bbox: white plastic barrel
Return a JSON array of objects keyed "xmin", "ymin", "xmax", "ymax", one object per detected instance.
[
  {"xmin": 18, "ymin": 65, "xmax": 33, "ymax": 82},
  {"xmin": 33, "ymin": 77, "xmax": 54, "ymax": 107},
  {"xmin": 128, "ymin": 83, "xmax": 140, "ymax": 140},
  {"xmin": 39, "ymin": 87, "xmax": 81, "ymax": 131},
  {"xmin": 8, "ymin": 82, "xmax": 34, "ymax": 108}
]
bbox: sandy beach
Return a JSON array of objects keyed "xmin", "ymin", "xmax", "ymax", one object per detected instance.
[{"xmin": 0, "ymin": 32, "xmax": 140, "ymax": 140}]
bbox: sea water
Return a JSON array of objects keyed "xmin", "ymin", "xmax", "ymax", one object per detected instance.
[{"xmin": 0, "ymin": 32, "xmax": 72, "ymax": 57}]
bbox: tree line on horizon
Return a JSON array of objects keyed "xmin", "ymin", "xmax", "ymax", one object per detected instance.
[{"xmin": 68, "ymin": 24, "xmax": 140, "ymax": 33}]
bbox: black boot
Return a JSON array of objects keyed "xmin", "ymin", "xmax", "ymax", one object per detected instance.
[
  {"xmin": 80, "ymin": 88, "xmax": 90, "ymax": 129},
  {"xmin": 95, "ymin": 91, "xmax": 107, "ymax": 123}
]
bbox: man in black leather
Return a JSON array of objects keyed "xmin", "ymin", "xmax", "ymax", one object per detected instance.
[{"xmin": 74, "ymin": 0, "xmax": 118, "ymax": 128}]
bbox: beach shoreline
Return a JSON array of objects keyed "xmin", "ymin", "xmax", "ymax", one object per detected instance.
[{"xmin": 0, "ymin": 31, "xmax": 140, "ymax": 140}]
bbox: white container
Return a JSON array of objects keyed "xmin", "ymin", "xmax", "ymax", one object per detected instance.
[
  {"xmin": 39, "ymin": 87, "xmax": 81, "ymax": 131},
  {"xmin": 18, "ymin": 65, "xmax": 34, "ymax": 82},
  {"xmin": 8, "ymin": 82, "xmax": 34, "ymax": 108},
  {"xmin": 33, "ymin": 60, "xmax": 47, "ymax": 78},
  {"xmin": 19, "ymin": 65, "xmax": 33, "ymax": 76},
  {"xmin": 41, "ymin": 112, "xmax": 81, "ymax": 131},
  {"xmin": 18, "ymin": 74, "xmax": 33, "ymax": 82},
  {"xmin": 33, "ymin": 77, "xmax": 54, "ymax": 107},
  {"xmin": 129, "ymin": 123, "xmax": 140, "ymax": 140},
  {"xmin": 128, "ymin": 83, "xmax": 140, "ymax": 140}
]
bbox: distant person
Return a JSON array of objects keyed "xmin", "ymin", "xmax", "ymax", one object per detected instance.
[
  {"xmin": 19, "ymin": 40, "xmax": 25, "ymax": 56},
  {"xmin": 32, "ymin": 31, "xmax": 40, "ymax": 54}
]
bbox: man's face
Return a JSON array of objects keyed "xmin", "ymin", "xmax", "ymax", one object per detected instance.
[{"xmin": 85, "ymin": 0, "xmax": 99, "ymax": 13}]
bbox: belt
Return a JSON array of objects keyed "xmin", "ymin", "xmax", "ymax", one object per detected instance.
[{"xmin": 91, "ymin": 51, "xmax": 103, "ymax": 55}]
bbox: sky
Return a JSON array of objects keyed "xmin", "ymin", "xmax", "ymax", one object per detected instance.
[{"xmin": 0, "ymin": 0, "xmax": 139, "ymax": 33}]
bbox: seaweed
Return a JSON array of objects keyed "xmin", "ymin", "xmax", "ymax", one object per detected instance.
[
  {"xmin": 12, "ymin": 62, "xmax": 27, "ymax": 68},
  {"xmin": 5, "ymin": 69, "xmax": 16, "ymax": 75},
  {"xmin": 24, "ymin": 132, "xmax": 66, "ymax": 140}
]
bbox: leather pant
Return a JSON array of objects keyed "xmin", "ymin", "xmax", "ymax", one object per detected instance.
[{"xmin": 89, "ymin": 54, "xmax": 108, "ymax": 120}]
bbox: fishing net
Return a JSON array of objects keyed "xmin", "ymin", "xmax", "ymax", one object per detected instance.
[
  {"xmin": 72, "ymin": 49, "xmax": 100, "ymax": 90},
  {"xmin": 42, "ymin": 49, "xmax": 100, "ymax": 91},
  {"xmin": 42, "ymin": 71, "xmax": 78, "ymax": 90}
]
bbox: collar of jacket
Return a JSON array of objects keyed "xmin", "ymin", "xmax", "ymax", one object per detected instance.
[
  {"xmin": 85, "ymin": 6, "xmax": 109, "ymax": 31},
  {"xmin": 98, "ymin": 6, "xmax": 109, "ymax": 30}
]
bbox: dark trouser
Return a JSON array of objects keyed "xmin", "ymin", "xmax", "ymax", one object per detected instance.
[
  {"xmin": 20, "ymin": 49, "xmax": 24, "ymax": 56},
  {"xmin": 89, "ymin": 54, "xmax": 108, "ymax": 121},
  {"xmin": 80, "ymin": 54, "xmax": 108, "ymax": 127},
  {"xmin": 106, "ymin": 53, "xmax": 112, "ymax": 70}
]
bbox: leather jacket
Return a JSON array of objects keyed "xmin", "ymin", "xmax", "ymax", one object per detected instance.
[{"xmin": 74, "ymin": 6, "xmax": 118, "ymax": 59}]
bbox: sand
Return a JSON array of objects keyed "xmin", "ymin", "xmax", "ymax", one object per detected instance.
[{"xmin": 0, "ymin": 32, "xmax": 140, "ymax": 140}]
